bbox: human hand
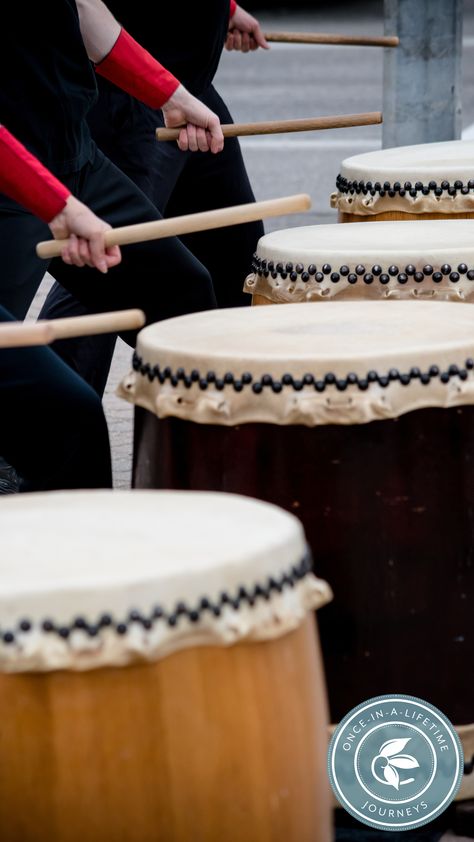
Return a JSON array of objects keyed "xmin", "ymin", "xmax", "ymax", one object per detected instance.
[
  {"xmin": 162, "ymin": 85, "xmax": 224, "ymax": 154},
  {"xmin": 49, "ymin": 196, "xmax": 122, "ymax": 273},
  {"xmin": 226, "ymin": 5, "xmax": 269, "ymax": 52}
]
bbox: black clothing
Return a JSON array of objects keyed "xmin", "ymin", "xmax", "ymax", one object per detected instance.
[
  {"xmin": 108, "ymin": 0, "xmax": 229, "ymax": 95},
  {"xmin": 0, "ymin": 305, "xmax": 112, "ymax": 491},
  {"xmin": 0, "ymin": 0, "xmax": 217, "ymax": 488},
  {"xmin": 41, "ymin": 87, "xmax": 262, "ymax": 395},
  {"xmin": 0, "ymin": 144, "xmax": 215, "ymax": 323},
  {"xmin": 0, "ymin": 1, "xmax": 96, "ymax": 174},
  {"xmin": 1, "ymin": 141, "xmax": 216, "ymax": 405}
]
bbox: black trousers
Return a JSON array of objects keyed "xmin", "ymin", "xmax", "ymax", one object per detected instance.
[
  {"xmin": 0, "ymin": 305, "xmax": 112, "ymax": 490},
  {"xmin": 0, "ymin": 142, "xmax": 216, "ymax": 485},
  {"xmin": 40, "ymin": 84, "xmax": 263, "ymax": 395}
]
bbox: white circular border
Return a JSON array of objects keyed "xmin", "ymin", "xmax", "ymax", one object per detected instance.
[{"xmin": 329, "ymin": 695, "xmax": 463, "ymax": 830}]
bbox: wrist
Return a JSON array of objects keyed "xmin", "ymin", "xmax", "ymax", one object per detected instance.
[
  {"xmin": 161, "ymin": 84, "xmax": 188, "ymax": 111},
  {"xmin": 230, "ymin": 0, "xmax": 238, "ymax": 18}
]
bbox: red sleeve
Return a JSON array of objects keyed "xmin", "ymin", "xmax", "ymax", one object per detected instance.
[
  {"xmin": 96, "ymin": 29, "xmax": 180, "ymax": 109},
  {"xmin": 0, "ymin": 127, "xmax": 70, "ymax": 223},
  {"xmin": 230, "ymin": 1, "xmax": 237, "ymax": 18}
]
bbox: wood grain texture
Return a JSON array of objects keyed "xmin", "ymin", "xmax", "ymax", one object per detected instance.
[
  {"xmin": 0, "ymin": 617, "xmax": 332, "ymax": 842},
  {"xmin": 156, "ymin": 112, "xmax": 382, "ymax": 142},
  {"xmin": 264, "ymin": 31, "xmax": 399, "ymax": 47}
]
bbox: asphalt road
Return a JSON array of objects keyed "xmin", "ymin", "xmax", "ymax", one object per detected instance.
[{"xmin": 29, "ymin": 1, "xmax": 474, "ymax": 495}]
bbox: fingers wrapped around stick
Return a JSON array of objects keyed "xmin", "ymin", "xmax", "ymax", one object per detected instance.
[{"xmin": 37, "ymin": 194, "xmax": 312, "ymax": 260}]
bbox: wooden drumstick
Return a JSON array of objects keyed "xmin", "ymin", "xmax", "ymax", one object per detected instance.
[
  {"xmin": 45, "ymin": 309, "xmax": 146, "ymax": 339},
  {"xmin": 263, "ymin": 31, "xmax": 399, "ymax": 48},
  {"xmin": 36, "ymin": 194, "xmax": 312, "ymax": 260},
  {"xmin": 0, "ymin": 309, "xmax": 145, "ymax": 349},
  {"xmin": 156, "ymin": 112, "xmax": 382, "ymax": 142},
  {"xmin": 0, "ymin": 321, "xmax": 55, "ymax": 349}
]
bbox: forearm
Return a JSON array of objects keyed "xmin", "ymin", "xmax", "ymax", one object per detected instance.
[
  {"xmin": 0, "ymin": 126, "xmax": 70, "ymax": 222},
  {"xmin": 77, "ymin": 0, "xmax": 222, "ymax": 152}
]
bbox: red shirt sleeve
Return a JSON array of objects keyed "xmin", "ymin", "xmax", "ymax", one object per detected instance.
[
  {"xmin": 0, "ymin": 127, "xmax": 70, "ymax": 223},
  {"xmin": 230, "ymin": 1, "xmax": 237, "ymax": 18},
  {"xmin": 96, "ymin": 28, "xmax": 180, "ymax": 109}
]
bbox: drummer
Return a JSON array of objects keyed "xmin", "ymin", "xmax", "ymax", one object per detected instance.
[
  {"xmin": 0, "ymin": 125, "xmax": 113, "ymax": 491},
  {"xmin": 40, "ymin": 1, "xmax": 269, "ymax": 395},
  {"xmin": 0, "ymin": 0, "xmax": 228, "ymax": 492},
  {"xmin": 0, "ymin": 0, "xmax": 225, "ymax": 337}
]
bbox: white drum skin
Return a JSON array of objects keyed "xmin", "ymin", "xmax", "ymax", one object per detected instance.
[{"xmin": 0, "ymin": 490, "xmax": 332, "ymax": 842}]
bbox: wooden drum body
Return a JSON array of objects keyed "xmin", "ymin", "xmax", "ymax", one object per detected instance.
[
  {"xmin": 0, "ymin": 491, "xmax": 332, "ymax": 842},
  {"xmin": 245, "ymin": 218, "xmax": 474, "ymax": 305},
  {"xmin": 122, "ymin": 302, "xmax": 474, "ymax": 800},
  {"xmin": 331, "ymin": 139, "xmax": 474, "ymax": 223}
]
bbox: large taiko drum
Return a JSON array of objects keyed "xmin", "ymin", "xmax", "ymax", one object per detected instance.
[
  {"xmin": 244, "ymin": 219, "xmax": 474, "ymax": 305},
  {"xmin": 121, "ymin": 301, "xmax": 474, "ymax": 801},
  {"xmin": 0, "ymin": 490, "xmax": 332, "ymax": 842},
  {"xmin": 331, "ymin": 139, "xmax": 474, "ymax": 223}
]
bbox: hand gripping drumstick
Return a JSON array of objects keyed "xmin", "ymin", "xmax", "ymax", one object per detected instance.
[
  {"xmin": 263, "ymin": 32, "xmax": 399, "ymax": 48},
  {"xmin": 156, "ymin": 111, "xmax": 382, "ymax": 142},
  {"xmin": 0, "ymin": 309, "xmax": 145, "ymax": 349},
  {"xmin": 36, "ymin": 194, "xmax": 312, "ymax": 260}
]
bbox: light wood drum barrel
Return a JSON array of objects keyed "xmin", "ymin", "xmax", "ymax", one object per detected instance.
[
  {"xmin": 121, "ymin": 302, "xmax": 474, "ymax": 801},
  {"xmin": 331, "ymin": 139, "xmax": 474, "ymax": 223},
  {"xmin": 0, "ymin": 490, "xmax": 332, "ymax": 842},
  {"xmin": 244, "ymin": 219, "xmax": 474, "ymax": 305}
]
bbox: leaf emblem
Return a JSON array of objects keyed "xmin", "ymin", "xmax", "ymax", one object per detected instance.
[
  {"xmin": 389, "ymin": 755, "xmax": 419, "ymax": 770},
  {"xmin": 383, "ymin": 764, "xmax": 400, "ymax": 789},
  {"xmin": 379, "ymin": 738, "xmax": 411, "ymax": 758}
]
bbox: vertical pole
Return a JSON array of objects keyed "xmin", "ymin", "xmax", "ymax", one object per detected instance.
[{"xmin": 383, "ymin": 0, "xmax": 463, "ymax": 148}]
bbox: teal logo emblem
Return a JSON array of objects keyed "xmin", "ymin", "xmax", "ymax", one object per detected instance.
[{"xmin": 328, "ymin": 694, "xmax": 463, "ymax": 832}]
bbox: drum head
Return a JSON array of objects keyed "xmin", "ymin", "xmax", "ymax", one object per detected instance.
[
  {"xmin": 121, "ymin": 300, "xmax": 474, "ymax": 427},
  {"xmin": 0, "ymin": 490, "xmax": 330, "ymax": 672},
  {"xmin": 246, "ymin": 219, "xmax": 474, "ymax": 302},
  {"xmin": 332, "ymin": 139, "xmax": 474, "ymax": 216}
]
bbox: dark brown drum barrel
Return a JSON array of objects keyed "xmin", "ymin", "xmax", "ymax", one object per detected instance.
[{"xmin": 120, "ymin": 301, "xmax": 474, "ymax": 799}]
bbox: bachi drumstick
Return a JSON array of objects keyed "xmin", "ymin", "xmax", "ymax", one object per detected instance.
[
  {"xmin": 36, "ymin": 194, "xmax": 312, "ymax": 260},
  {"xmin": 0, "ymin": 321, "xmax": 55, "ymax": 349},
  {"xmin": 263, "ymin": 31, "xmax": 399, "ymax": 48},
  {"xmin": 0, "ymin": 309, "xmax": 145, "ymax": 349},
  {"xmin": 156, "ymin": 112, "xmax": 382, "ymax": 142}
]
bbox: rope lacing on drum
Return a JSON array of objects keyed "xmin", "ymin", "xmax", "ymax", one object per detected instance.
[
  {"xmin": 132, "ymin": 351, "xmax": 474, "ymax": 394},
  {"xmin": 0, "ymin": 554, "xmax": 313, "ymax": 646},
  {"xmin": 335, "ymin": 173, "xmax": 474, "ymax": 199},
  {"xmin": 250, "ymin": 254, "xmax": 474, "ymax": 286}
]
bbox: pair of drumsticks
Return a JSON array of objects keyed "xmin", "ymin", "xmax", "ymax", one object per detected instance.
[
  {"xmin": 4, "ymin": 29, "xmax": 393, "ymax": 348},
  {"xmin": 157, "ymin": 28, "xmax": 395, "ymax": 141},
  {"xmin": 5, "ymin": 194, "xmax": 309, "ymax": 347},
  {"xmin": 36, "ymin": 26, "xmax": 388, "ymax": 257}
]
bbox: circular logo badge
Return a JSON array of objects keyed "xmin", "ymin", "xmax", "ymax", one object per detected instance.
[{"xmin": 328, "ymin": 694, "xmax": 463, "ymax": 832}]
